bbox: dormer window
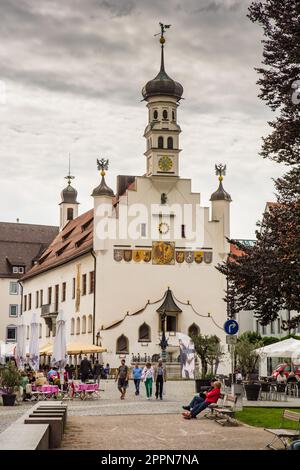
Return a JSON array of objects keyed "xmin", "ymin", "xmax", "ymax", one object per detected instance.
[{"xmin": 12, "ymin": 266, "xmax": 25, "ymax": 274}]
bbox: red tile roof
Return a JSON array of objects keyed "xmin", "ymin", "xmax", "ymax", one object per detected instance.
[{"xmin": 21, "ymin": 210, "xmax": 93, "ymax": 280}]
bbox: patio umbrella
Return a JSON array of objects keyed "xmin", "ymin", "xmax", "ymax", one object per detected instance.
[
  {"xmin": 16, "ymin": 317, "xmax": 26, "ymax": 369},
  {"xmin": 52, "ymin": 309, "xmax": 67, "ymax": 394},
  {"xmin": 254, "ymin": 338, "xmax": 300, "ymax": 360},
  {"xmin": 29, "ymin": 312, "xmax": 40, "ymax": 371}
]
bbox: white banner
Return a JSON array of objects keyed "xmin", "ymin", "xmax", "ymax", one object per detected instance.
[{"xmin": 178, "ymin": 333, "xmax": 195, "ymax": 379}]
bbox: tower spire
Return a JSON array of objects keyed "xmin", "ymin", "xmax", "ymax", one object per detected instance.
[
  {"xmin": 155, "ymin": 22, "xmax": 171, "ymax": 73},
  {"xmin": 65, "ymin": 153, "xmax": 75, "ymax": 186}
]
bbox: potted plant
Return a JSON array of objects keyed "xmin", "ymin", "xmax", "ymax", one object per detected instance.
[
  {"xmin": 0, "ymin": 361, "xmax": 22, "ymax": 406},
  {"xmin": 192, "ymin": 334, "xmax": 223, "ymax": 392},
  {"xmin": 235, "ymin": 335, "xmax": 262, "ymax": 401}
]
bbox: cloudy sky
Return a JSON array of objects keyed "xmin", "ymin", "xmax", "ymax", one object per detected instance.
[{"xmin": 0, "ymin": 0, "xmax": 285, "ymax": 238}]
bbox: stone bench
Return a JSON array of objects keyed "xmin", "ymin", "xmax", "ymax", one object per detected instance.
[{"xmin": 0, "ymin": 423, "xmax": 49, "ymax": 450}]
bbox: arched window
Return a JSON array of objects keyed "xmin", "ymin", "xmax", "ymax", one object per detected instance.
[
  {"xmin": 116, "ymin": 335, "xmax": 129, "ymax": 354},
  {"xmin": 138, "ymin": 323, "xmax": 151, "ymax": 342},
  {"xmin": 76, "ymin": 317, "xmax": 80, "ymax": 335},
  {"xmin": 153, "ymin": 110, "xmax": 158, "ymax": 120},
  {"xmin": 188, "ymin": 323, "xmax": 200, "ymax": 338},
  {"xmin": 82, "ymin": 315, "xmax": 86, "ymax": 334},
  {"xmin": 71, "ymin": 318, "xmax": 75, "ymax": 335},
  {"xmin": 88, "ymin": 315, "xmax": 92, "ymax": 333},
  {"xmin": 158, "ymin": 136, "xmax": 164, "ymax": 149},
  {"xmin": 162, "ymin": 110, "xmax": 168, "ymax": 120},
  {"xmin": 167, "ymin": 137, "xmax": 173, "ymax": 149},
  {"xmin": 172, "ymin": 110, "xmax": 175, "ymax": 121}
]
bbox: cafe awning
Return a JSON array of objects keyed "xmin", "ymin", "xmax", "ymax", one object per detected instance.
[
  {"xmin": 40, "ymin": 342, "xmax": 107, "ymax": 356},
  {"xmin": 254, "ymin": 338, "xmax": 300, "ymax": 359}
]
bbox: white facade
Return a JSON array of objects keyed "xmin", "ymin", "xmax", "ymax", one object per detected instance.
[{"xmin": 0, "ymin": 277, "xmax": 21, "ymax": 344}]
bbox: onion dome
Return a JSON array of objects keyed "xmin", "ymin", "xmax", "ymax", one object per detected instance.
[
  {"xmin": 210, "ymin": 164, "xmax": 232, "ymax": 202},
  {"xmin": 61, "ymin": 177, "xmax": 78, "ymax": 204},
  {"xmin": 142, "ymin": 28, "xmax": 183, "ymax": 101},
  {"xmin": 92, "ymin": 158, "xmax": 114, "ymax": 197}
]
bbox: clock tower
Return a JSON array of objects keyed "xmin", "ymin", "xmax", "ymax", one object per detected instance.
[{"xmin": 142, "ymin": 24, "xmax": 183, "ymax": 177}]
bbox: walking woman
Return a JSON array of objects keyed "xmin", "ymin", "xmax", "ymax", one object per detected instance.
[
  {"xmin": 142, "ymin": 362, "xmax": 154, "ymax": 400},
  {"xmin": 154, "ymin": 360, "xmax": 167, "ymax": 400}
]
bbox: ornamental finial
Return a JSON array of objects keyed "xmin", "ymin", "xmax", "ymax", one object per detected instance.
[
  {"xmin": 154, "ymin": 22, "xmax": 171, "ymax": 45},
  {"xmin": 65, "ymin": 153, "xmax": 75, "ymax": 185},
  {"xmin": 215, "ymin": 163, "xmax": 227, "ymax": 182},
  {"xmin": 97, "ymin": 158, "xmax": 109, "ymax": 177}
]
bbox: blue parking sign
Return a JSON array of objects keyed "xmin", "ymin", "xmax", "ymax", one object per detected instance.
[{"xmin": 224, "ymin": 319, "xmax": 239, "ymax": 335}]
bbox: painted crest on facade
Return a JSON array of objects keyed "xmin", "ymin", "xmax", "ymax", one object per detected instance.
[
  {"xmin": 133, "ymin": 250, "xmax": 142, "ymax": 262},
  {"xmin": 176, "ymin": 251, "xmax": 185, "ymax": 263},
  {"xmin": 203, "ymin": 251, "xmax": 213, "ymax": 264},
  {"xmin": 123, "ymin": 250, "xmax": 132, "ymax": 262},
  {"xmin": 152, "ymin": 241, "xmax": 175, "ymax": 265},
  {"xmin": 113, "ymin": 249, "xmax": 123, "ymax": 262},
  {"xmin": 143, "ymin": 250, "xmax": 152, "ymax": 263},
  {"xmin": 185, "ymin": 251, "xmax": 194, "ymax": 263},
  {"xmin": 194, "ymin": 251, "xmax": 204, "ymax": 264}
]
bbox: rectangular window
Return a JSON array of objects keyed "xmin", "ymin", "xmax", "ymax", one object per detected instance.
[
  {"xmin": 62, "ymin": 282, "xmax": 66, "ymax": 302},
  {"xmin": 7, "ymin": 327, "xmax": 17, "ymax": 342},
  {"xmin": 35, "ymin": 291, "xmax": 39, "ymax": 308},
  {"xmin": 28, "ymin": 293, "xmax": 32, "ymax": 310},
  {"xmin": 166, "ymin": 315, "xmax": 177, "ymax": 332},
  {"xmin": 89, "ymin": 271, "xmax": 95, "ymax": 294},
  {"xmin": 40, "ymin": 289, "xmax": 43, "ymax": 307},
  {"xmin": 48, "ymin": 287, "xmax": 52, "ymax": 305},
  {"xmin": 82, "ymin": 274, "xmax": 87, "ymax": 296},
  {"xmin": 46, "ymin": 325, "xmax": 50, "ymax": 337},
  {"xmin": 55, "ymin": 284, "xmax": 59, "ymax": 311},
  {"xmin": 270, "ymin": 321, "xmax": 275, "ymax": 334},
  {"xmin": 9, "ymin": 282, "xmax": 18, "ymax": 295},
  {"xmin": 24, "ymin": 295, "xmax": 27, "ymax": 312},
  {"xmin": 19, "ymin": 266, "xmax": 24, "ymax": 274},
  {"xmin": 72, "ymin": 278, "xmax": 76, "ymax": 299},
  {"xmin": 141, "ymin": 223, "xmax": 147, "ymax": 237},
  {"xmin": 9, "ymin": 305, "xmax": 18, "ymax": 317},
  {"xmin": 181, "ymin": 224, "xmax": 186, "ymax": 239}
]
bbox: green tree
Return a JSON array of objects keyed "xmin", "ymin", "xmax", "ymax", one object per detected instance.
[{"xmin": 192, "ymin": 334, "xmax": 223, "ymax": 378}]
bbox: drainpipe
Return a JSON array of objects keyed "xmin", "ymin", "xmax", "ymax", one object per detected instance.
[
  {"xmin": 18, "ymin": 281, "xmax": 23, "ymax": 317},
  {"xmin": 91, "ymin": 250, "xmax": 97, "ymax": 345}
]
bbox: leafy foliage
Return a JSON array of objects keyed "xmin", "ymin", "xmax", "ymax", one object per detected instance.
[
  {"xmin": 192, "ymin": 334, "xmax": 223, "ymax": 379},
  {"xmin": 235, "ymin": 337, "xmax": 263, "ymax": 378},
  {"xmin": 0, "ymin": 361, "xmax": 22, "ymax": 395}
]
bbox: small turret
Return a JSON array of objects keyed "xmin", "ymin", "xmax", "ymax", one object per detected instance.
[
  {"xmin": 59, "ymin": 161, "xmax": 79, "ymax": 230},
  {"xmin": 210, "ymin": 164, "xmax": 231, "ymax": 257}
]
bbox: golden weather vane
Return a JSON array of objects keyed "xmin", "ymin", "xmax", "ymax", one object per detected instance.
[{"xmin": 154, "ymin": 22, "xmax": 172, "ymax": 44}]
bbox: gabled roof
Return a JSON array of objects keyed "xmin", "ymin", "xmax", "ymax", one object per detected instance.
[
  {"xmin": 21, "ymin": 210, "xmax": 93, "ymax": 281},
  {"xmin": 0, "ymin": 222, "xmax": 58, "ymax": 278}
]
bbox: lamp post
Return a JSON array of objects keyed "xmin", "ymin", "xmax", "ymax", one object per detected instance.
[{"xmin": 159, "ymin": 310, "xmax": 168, "ymax": 362}]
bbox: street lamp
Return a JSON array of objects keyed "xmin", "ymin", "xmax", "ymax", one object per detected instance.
[
  {"xmin": 96, "ymin": 332, "xmax": 100, "ymax": 346},
  {"xmin": 159, "ymin": 310, "xmax": 168, "ymax": 362}
]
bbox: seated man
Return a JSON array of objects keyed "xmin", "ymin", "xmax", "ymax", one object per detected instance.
[{"xmin": 182, "ymin": 380, "xmax": 222, "ymax": 419}]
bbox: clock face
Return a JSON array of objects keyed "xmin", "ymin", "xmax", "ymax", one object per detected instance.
[{"xmin": 158, "ymin": 156, "xmax": 173, "ymax": 172}]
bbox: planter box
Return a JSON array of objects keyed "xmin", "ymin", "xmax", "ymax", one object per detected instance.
[
  {"xmin": 244, "ymin": 384, "xmax": 261, "ymax": 401},
  {"xmin": 2, "ymin": 394, "xmax": 16, "ymax": 406}
]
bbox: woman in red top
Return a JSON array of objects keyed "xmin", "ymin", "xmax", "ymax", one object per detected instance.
[{"xmin": 182, "ymin": 381, "xmax": 221, "ymax": 419}]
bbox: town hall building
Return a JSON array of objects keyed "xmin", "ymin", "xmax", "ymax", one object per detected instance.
[{"xmin": 20, "ymin": 28, "xmax": 233, "ymax": 373}]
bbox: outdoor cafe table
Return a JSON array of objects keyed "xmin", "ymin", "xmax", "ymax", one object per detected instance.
[
  {"xmin": 75, "ymin": 383, "xmax": 99, "ymax": 400},
  {"xmin": 31, "ymin": 384, "xmax": 59, "ymax": 399}
]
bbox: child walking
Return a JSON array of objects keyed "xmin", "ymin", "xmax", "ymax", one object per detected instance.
[{"xmin": 142, "ymin": 362, "xmax": 154, "ymax": 400}]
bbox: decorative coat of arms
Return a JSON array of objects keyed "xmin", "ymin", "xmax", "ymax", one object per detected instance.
[
  {"xmin": 133, "ymin": 250, "xmax": 142, "ymax": 262},
  {"xmin": 185, "ymin": 251, "xmax": 194, "ymax": 263},
  {"xmin": 176, "ymin": 251, "xmax": 185, "ymax": 263},
  {"xmin": 203, "ymin": 251, "xmax": 213, "ymax": 264},
  {"xmin": 114, "ymin": 249, "xmax": 123, "ymax": 262},
  {"xmin": 143, "ymin": 250, "xmax": 151, "ymax": 263},
  {"xmin": 152, "ymin": 241, "xmax": 175, "ymax": 265},
  {"xmin": 123, "ymin": 250, "xmax": 133, "ymax": 262},
  {"xmin": 194, "ymin": 251, "xmax": 204, "ymax": 264}
]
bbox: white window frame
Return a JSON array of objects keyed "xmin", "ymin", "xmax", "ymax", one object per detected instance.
[
  {"xmin": 19, "ymin": 267, "xmax": 24, "ymax": 274},
  {"xmin": 6, "ymin": 326, "xmax": 17, "ymax": 342},
  {"xmin": 9, "ymin": 282, "xmax": 19, "ymax": 295},
  {"xmin": 12, "ymin": 266, "xmax": 19, "ymax": 274},
  {"xmin": 9, "ymin": 304, "xmax": 18, "ymax": 317}
]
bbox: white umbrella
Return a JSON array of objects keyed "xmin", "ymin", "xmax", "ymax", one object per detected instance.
[
  {"xmin": 52, "ymin": 310, "xmax": 67, "ymax": 394},
  {"xmin": 16, "ymin": 317, "xmax": 26, "ymax": 369},
  {"xmin": 254, "ymin": 338, "xmax": 300, "ymax": 361},
  {"xmin": 52, "ymin": 309, "xmax": 67, "ymax": 369},
  {"xmin": 29, "ymin": 312, "xmax": 40, "ymax": 371}
]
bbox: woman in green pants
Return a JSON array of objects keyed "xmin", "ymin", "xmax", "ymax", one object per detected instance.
[{"xmin": 142, "ymin": 362, "xmax": 154, "ymax": 399}]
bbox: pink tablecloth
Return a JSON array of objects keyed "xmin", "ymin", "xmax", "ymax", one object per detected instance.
[
  {"xmin": 76, "ymin": 383, "xmax": 99, "ymax": 392},
  {"xmin": 32, "ymin": 385, "xmax": 59, "ymax": 394}
]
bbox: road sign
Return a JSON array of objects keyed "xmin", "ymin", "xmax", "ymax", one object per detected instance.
[
  {"xmin": 224, "ymin": 319, "xmax": 239, "ymax": 335},
  {"xmin": 226, "ymin": 335, "xmax": 237, "ymax": 345}
]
